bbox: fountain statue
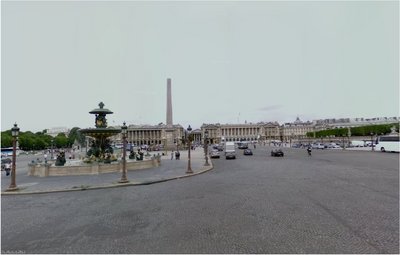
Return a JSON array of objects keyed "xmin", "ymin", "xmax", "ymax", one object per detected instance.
[{"xmin": 79, "ymin": 102, "xmax": 121, "ymax": 163}]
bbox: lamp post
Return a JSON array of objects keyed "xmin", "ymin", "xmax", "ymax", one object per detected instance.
[
  {"xmin": 370, "ymin": 132, "xmax": 374, "ymax": 151},
  {"xmin": 290, "ymin": 133, "xmax": 293, "ymax": 148},
  {"xmin": 342, "ymin": 134, "xmax": 345, "ymax": 150},
  {"xmin": 204, "ymin": 130, "xmax": 209, "ymax": 166},
  {"xmin": 162, "ymin": 137, "xmax": 167, "ymax": 156},
  {"xmin": 186, "ymin": 125, "xmax": 193, "ymax": 174},
  {"xmin": 7, "ymin": 123, "xmax": 20, "ymax": 191},
  {"xmin": 119, "ymin": 122, "xmax": 129, "ymax": 183},
  {"xmin": 51, "ymin": 138, "xmax": 54, "ymax": 160}
]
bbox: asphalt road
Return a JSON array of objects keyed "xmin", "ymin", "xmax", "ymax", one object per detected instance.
[{"xmin": 1, "ymin": 146, "xmax": 398, "ymax": 254}]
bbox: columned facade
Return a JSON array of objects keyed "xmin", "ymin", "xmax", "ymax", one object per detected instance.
[
  {"xmin": 262, "ymin": 122, "xmax": 281, "ymax": 142},
  {"xmin": 112, "ymin": 124, "xmax": 184, "ymax": 150},
  {"xmin": 201, "ymin": 123, "xmax": 264, "ymax": 144},
  {"xmin": 191, "ymin": 129, "xmax": 202, "ymax": 145}
]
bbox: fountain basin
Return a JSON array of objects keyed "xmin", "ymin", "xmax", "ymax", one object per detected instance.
[
  {"xmin": 28, "ymin": 156, "xmax": 161, "ymax": 177},
  {"xmin": 79, "ymin": 127, "xmax": 121, "ymax": 137}
]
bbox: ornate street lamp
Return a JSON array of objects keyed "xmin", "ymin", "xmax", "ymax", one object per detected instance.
[
  {"xmin": 370, "ymin": 132, "xmax": 375, "ymax": 151},
  {"xmin": 51, "ymin": 138, "xmax": 54, "ymax": 160},
  {"xmin": 186, "ymin": 125, "xmax": 193, "ymax": 174},
  {"xmin": 119, "ymin": 122, "xmax": 129, "ymax": 183},
  {"xmin": 204, "ymin": 130, "xmax": 209, "ymax": 166},
  {"xmin": 7, "ymin": 123, "xmax": 20, "ymax": 191}
]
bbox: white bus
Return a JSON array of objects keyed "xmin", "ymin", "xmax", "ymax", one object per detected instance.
[
  {"xmin": 1, "ymin": 147, "xmax": 20, "ymax": 157},
  {"xmin": 374, "ymin": 135, "xmax": 400, "ymax": 152}
]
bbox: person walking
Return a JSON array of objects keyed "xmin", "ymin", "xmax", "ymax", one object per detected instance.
[
  {"xmin": 171, "ymin": 151, "xmax": 174, "ymax": 160},
  {"xmin": 4, "ymin": 161, "xmax": 11, "ymax": 176}
]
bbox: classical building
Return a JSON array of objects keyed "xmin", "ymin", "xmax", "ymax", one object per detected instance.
[
  {"xmin": 260, "ymin": 122, "xmax": 281, "ymax": 141},
  {"xmin": 201, "ymin": 123, "xmax": 264, "ymax": 144},
  {"xmin": 46, "ymin": 127, "xmax": 70, "ymax": 137},
  {"xmin": 191, "ymin": 128, "xmax": 202, "ymax": 145},
  {"xmin": 281, "ymin": 117, "xmax": 314, "ymax": 142},
  {"xmin": 126, "ymin": 123, "xmax": 184, "ymax": 148}
]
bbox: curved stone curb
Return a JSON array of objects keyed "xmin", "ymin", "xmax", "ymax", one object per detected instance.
[{"xmin": 1, "ymin": 162, "xmax": 214, "ymax": 196}]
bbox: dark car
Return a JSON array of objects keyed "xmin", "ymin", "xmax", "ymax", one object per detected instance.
[
  {"xmin": 271, "ymin": 149, "xmax": 284, "ymax": 157},
  {"xmin": 238, "ymin": 143, "xmax": 248, "ymax": 149},
  {"xmin": 243, "ymin": 149, "xmax": 253, "ymax": 155}
]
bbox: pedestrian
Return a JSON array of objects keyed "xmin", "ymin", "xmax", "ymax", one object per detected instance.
[
  {"xmin": 171, "ymin": 151, "xmax": 174, "ymax": 160},
  {"xmin": 44, "ymin": 153, "xmax": 48, "ymax": 164},
  {"xmin": 4, "ymin": 161, "xmax": 11, "ymax": 176}
]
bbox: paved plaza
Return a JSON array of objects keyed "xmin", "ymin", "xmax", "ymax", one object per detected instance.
[{"xmin": 1, "ymin": 146, "xmax": 399, "ymax": 253}]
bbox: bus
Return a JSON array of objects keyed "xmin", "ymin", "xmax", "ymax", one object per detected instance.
[
  {"xmin": 1, "ymin": 147, "xmax": 20, "ymax": 157},
  {"xmin": 374, "ymin": 135, "xmax": 400, "ymax": 152}
]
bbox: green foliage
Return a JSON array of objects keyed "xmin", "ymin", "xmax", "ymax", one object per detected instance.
[
  {"xmin": 2, "ymin": 127, "xmax": 85, "ymax": 150},
  {"xmin": 54, "ymin": 133, "xmax": 69, "ymax": 148},
  {"xmin": 1, "ymin": 132, "xmax": 13, "ymax": 147},
  {"xmin": 69, "ymin": 127, "xmax": 85, "ymax": 146},
  {"xmin": 350, "ymin": 123, "xmax": 399, "ymax": 136},
  {"xmin": 307, "ymin": 123, "xmax": 399, "ymax": 138}
]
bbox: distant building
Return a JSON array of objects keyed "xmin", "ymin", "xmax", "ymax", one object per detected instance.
[
  {"xmin": 313, "ymin": 116, "xmax": 399, "ymax": 129},
  {"xmin": 201, "ymin": 123, "xmax": 264, "ymax": 144},
  {"xmin": 281, "ymin": 117, "xmax": 314, "ymax": 142},
  {"xmin": 46, "ymin": 127, "xmax": 70, "ymax": 137}
]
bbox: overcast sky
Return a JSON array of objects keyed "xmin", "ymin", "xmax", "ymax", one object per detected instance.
[{"xmin": 1, "ymin": 0, "xmax": 399, "ymax": 132}]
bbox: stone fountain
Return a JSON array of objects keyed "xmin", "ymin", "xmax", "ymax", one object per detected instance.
[
  {"xmin": 28, "ymin": 102, "xmax": 161, "ymax": 177},
  {"xmin": 79, "ymin": 102, "xmax": 121, "ymax": 163}
]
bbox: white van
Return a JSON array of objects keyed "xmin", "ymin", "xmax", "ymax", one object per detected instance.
[
  {"xmin": 224, "ymin": 142, "xmax": 236, "ymax": 159},
  {"xmin": 350, "ymin": 140, "xmax": 365, "ymax": 147}
]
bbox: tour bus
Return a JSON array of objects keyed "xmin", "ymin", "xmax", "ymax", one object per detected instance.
[
  {"xmin": 1, "ymin": 147, "xmax": 20, "ymax": 157},
  {"xmin": 374, "ymin": 135, "xmax": 400, "ymax": 152}
]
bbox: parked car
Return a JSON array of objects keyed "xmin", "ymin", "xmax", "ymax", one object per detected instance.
[
  {"xmin": 210, "ymin": 150, "xmax": 220, "ymax": 158},
  {"xmin": 243, "ymin": 149, "xmax": 253, "ymax": 156},
  {"xmin": 327, "ymin": 143, "xmax": 341, "ymax": 149},
  {"xmin": 271, "ymin": 149, "xmax": 284, "ymax": 157},
  {"xmin": 312, "ymin": 143, "xmax": 325, "ymax": 149}
]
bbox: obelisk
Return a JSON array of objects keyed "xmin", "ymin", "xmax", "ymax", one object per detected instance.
[
  {"xmin": 165, "ymin": 78, "xmax": 175, "ymax": 150},
  {"xmin": 166, "ymin": 78, "xmax": 173, "ymax": 127}
]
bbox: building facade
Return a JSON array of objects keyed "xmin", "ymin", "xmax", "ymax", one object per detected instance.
[
  {"xmin": 201, "ymin": 123, "xmax": 264, "ymax": 144},
  {"xmin": 112, "ymin": 123, "xmax": 184, "ymax": 149},
  {"xmin": 281, "ymin": 117, "xmax": 314, "ymax": 142}
]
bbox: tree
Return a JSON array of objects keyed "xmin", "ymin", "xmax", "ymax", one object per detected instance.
[
  {"xmin": 68, "ymin": 127, "xmax": 85, "ymax": 146},
  {"xmin": 1, "ymin": 132, "xmax": 13, "ymax": 148},
  {"xmin": 54, "ymin": 133, "xmax": 69, "ymax": 148}
]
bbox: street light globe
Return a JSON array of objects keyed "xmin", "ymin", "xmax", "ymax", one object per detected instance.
[
  {"xmin": 11, "ymin": 123, "xmax": 20, "ymax": 137},
  {"xmin": 121, "ymin": 122, "xmax": 127, "ymax": 134}
]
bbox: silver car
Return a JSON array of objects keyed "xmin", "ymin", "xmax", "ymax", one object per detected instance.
[{"xmin": 210, "ymin": 150, "xmax": 220, "ymax": 158}]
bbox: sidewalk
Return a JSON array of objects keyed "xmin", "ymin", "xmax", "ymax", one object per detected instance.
[{"xmin": 1, "ymin": 148, "xmax": 213, "ymax": 195}]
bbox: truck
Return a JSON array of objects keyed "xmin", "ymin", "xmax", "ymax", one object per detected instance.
[{"xmin": 224, "ymin": 141, "xmax": 236, "ymax": 159}]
